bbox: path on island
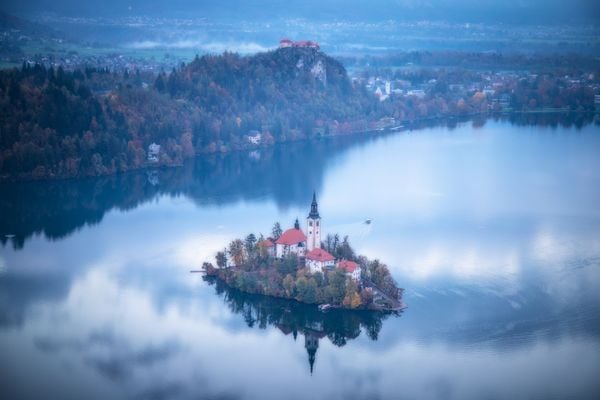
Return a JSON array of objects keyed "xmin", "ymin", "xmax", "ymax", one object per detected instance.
[{"xmin": 363, "ymin": 278, "xmax": 405, "ymax": 310}]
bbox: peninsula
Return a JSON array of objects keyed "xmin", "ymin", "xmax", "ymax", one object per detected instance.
[{"xmin": 203, "ymin": 193, "xmax": 404, "ymax": 311}]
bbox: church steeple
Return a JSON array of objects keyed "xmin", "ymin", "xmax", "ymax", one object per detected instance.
[
  {"xmin": 305, "ymin": 331, "xmax": 319, "ymax": 375},
  {"xmin": 308, "ymin": 192, "xmax": 320, "ymax": 219},
  {"xmin": 306, "ymin": 192, "xmax": 321, "ymax": 251},
  {"xmin": 294, "ymin": 218, "xmax": 300, "ymax": 230}
]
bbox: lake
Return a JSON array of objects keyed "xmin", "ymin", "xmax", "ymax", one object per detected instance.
[{"xmin": 1, "ymin": 115, "xmax": 600, "ymax": 400}]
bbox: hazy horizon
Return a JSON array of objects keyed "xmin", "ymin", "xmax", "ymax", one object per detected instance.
[{"xmin": 2, "ymin": 0, "xmax": 599, "ymax": 25}]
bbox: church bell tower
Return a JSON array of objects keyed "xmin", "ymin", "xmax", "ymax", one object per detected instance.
[{"xmin": 306, "ymin": 192, "xmax": 321, "ymax": 251}]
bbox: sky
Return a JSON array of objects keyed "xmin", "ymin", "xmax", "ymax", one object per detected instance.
[{"xmin": 1, "ymin": 0, "xmax": 599, "ymax": 24}]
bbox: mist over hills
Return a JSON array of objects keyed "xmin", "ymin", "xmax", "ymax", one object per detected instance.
[{"xmin": 1, "ymin": 1, "xmax": 598, "ymax": 56}]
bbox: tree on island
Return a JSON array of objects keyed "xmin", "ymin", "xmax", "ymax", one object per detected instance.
[
  {"xmin": 283, "ymin": 274, "xmax": 295, "ymax": 297},
  {"xmin": 272, "ymin": 222, "xmax": 283, "ymax": 240},
  {"xmin": 216, "ymin": 251, "xmax": 227, "ymax": 268},
  {"xmin": 245, "ymin": 233, "xmax": 257, "ymax": 255},
  {"xmin": 228, "ymin": 239, "xmax": 246, "ymax": 266},
  {"xmin": 343, "ymin": 280, "xmax": 362, "ymax": 309}
]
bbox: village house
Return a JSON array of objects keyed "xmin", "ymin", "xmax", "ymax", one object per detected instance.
[
  {"xmin": 338, "ymin": 259, "xmax": 361, "ymax": 281},
  {"xmin": 246, "ymin": 130, "xmax": 262, "ymax": 145},
  {"xmin": 147, "ymin": 142, "xmax": 160, "ymax": 162},
  {"xmin": 306, "ymin": 248, "xmax": 335, "ymax": 273}
]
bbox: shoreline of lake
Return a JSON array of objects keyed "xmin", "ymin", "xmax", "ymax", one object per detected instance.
[{"xmin": 1, "ymin": 110, "xmax": 596, "ymax": 184}]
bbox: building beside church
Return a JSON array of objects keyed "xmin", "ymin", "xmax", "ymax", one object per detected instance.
[
  {"xmin": 275, "ymin": 219, "xmax": 307, "ymax": 258},
  {"xmin": 306, "ymin": 248, "xmax": 335, "ymax": 273},
  {"xmin": 258, "ymin": 238, "xmax": 275, "ymax": 257},
  {"xmin": 338, "ymin": 259, "xmax": 361, "ymax": 281}
]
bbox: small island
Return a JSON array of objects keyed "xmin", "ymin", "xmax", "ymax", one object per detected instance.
[{"xmin": 203, "ymin": 193, "xmax": 404, "ymax": 311}]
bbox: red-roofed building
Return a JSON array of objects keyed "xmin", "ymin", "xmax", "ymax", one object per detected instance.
[
  {"xmin": 258, "ymin": 238, "xmax": 275, "ymax": 257},
  {"xmin": 279, "ymin": 38, "xmax": 293, "ymax": 48},
  {"xmin": 306, "ymin": 248, "xmax": 335, "ymax": 273},
  {"xmin": 338, "ymin": 259, "xmax": 361, "ymax": 281},
  {"xmin": 275, "ymin": 219, "xmax": 307, "ymax": 257},
  {"xmin": 278, "ymin": 38, "xmax": 320, "ymax": 51},
  {"xmin": 276, "ymin": 228, "xmax": 306, "ymax": 246}
]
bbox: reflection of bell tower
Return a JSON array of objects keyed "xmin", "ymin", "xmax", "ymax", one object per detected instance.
[
  {"xmin": 304, "ymin": 331, "xmax": 319, "ymax": 375},
  {"xmin": 306, "ymin": 192, "xmax": 321, "ymax": 251}
]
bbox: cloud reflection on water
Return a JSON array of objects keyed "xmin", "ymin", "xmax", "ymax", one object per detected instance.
[{"xmin": 1, "ymin": 117, "xmax": 600, "ymax": 399}]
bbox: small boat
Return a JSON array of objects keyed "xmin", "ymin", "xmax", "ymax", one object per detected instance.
[
  {"xmin": 364, "ymin": 219, "xmax": 372, "ymax": 225},
  {"xmin": 318, "ymin": 304, "xmax": 333, "ymax": 312}
]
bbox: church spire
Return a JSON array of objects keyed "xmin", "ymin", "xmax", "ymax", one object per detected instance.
[
  {"xmin": 305, "ymin": 331, "xmax": 319, "ymax": 375},
  {"xmin": 306, "ymin": 192, "xmax": 321, "ymax": 251},
  {"xmin": 308, "ymin": 191, "xmax": 320, "ymax": 219},
  {"xmin": 294, "ymin": 218, "xmax": 300, "ymax": 230},
  {"xmin": 308, "ymin": 348, "xmax": 316, "ymax": 375}
]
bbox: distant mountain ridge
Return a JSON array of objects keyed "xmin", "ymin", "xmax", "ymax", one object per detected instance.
[
  {"xmin": 3, "ymin": 1, "xmax": 598, "ymax": 24},
  {"xmin": 0, "ymin": 11, "xmax": 64, "ymax": 40}
]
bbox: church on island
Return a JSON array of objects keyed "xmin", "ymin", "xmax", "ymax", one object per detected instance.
[{"xmin": 259, "ymin": 193, "xmax": 361, "ymax": 282}]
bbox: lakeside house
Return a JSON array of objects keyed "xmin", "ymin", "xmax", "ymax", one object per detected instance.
[
  {"xmin": 147, "ymin": 142, "xmax": 160, "ymax": 162},
  {"xmin": 246, "ymin": 130, "xmax": 262, "ymax": 145}
]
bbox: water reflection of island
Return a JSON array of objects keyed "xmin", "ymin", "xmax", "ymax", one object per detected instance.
[{"xmin": 204, "ymin": 275, "xmax": 400, "ymax": 374}]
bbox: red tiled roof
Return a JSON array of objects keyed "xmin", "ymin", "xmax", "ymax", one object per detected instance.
[
  {"xmin": 258, "ymin": 239, "xmax": 274, "ymax": 248},
  {"xmin": 306, "ymin": 248, "xmax": 335, "ymax": 262},
  {"xmin": 279, "ymin": 39, "xmax": 320, "ymax": 50},
  {"xmin": 275, "ymin": 228, "xmax": 306, "ymax": 245},
  {"xmin": 338, "ymin": 259, "xmax": 359, "ymax": 273}
]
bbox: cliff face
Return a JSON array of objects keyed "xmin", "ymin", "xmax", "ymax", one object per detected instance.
[
  {"xmin": 284, "ymin": 47, "xmax": 342, "ymax": 86},
  {"xmin": 182, "ymin": 46, "xmax": 352, "ymax": 101},
  {"xmin": 271, "ymin": 46, "xmax": 348, "ymax": 89}
]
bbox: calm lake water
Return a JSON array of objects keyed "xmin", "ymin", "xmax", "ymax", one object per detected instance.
[{"xmin": 1, "ymin": 116, "xmax": 600, "ymax": 400}]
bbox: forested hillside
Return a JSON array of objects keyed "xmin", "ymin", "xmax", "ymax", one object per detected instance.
[
  {"xmin": 1, "ymin": 45, "xmax": 597, "ymax": 181},
  {"xmin": 0, "ymin": 47, "xmax": 377, "ymax": 180}
]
